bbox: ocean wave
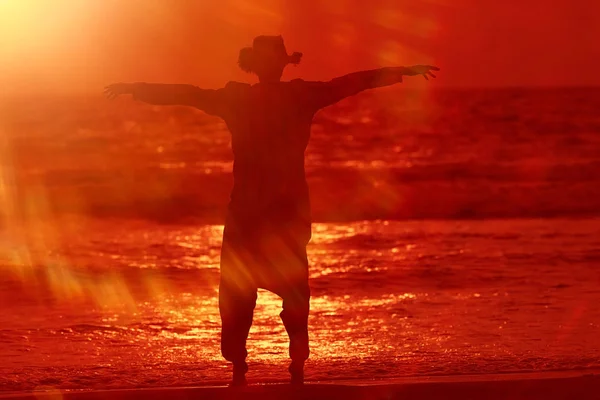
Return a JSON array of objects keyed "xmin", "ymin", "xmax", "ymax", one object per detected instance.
[
  {"xmin": 3, "ymin": 165, "xmax": 600, "ymax": 223},
  {"xmin": 2, "ymin": 87, "xmax": 600, "ymax": 223}
]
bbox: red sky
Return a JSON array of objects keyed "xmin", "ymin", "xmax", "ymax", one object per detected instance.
[{"xmin": 0, "ymin": 0, "xmax": 599, "ymax": 94}]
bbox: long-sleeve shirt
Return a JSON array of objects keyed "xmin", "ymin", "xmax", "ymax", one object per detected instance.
[{"xmin": 131, "ymin": 69, "xmax": 404, "ymax": 225}]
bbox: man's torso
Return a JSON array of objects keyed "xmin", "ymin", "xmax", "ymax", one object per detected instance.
[{"xmin": 219, "ymin": 81, "xmax": 317, "ymax": 220}]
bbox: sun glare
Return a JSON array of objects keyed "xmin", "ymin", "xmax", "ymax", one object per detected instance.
[{"xmin": 0, "ymin": 0, "xmax": 92, "ymax": 53}]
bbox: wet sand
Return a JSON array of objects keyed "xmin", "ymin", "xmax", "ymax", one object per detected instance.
[{"xmin": 2, "ymin": 371, "xmax": 599, "ymax": 400}]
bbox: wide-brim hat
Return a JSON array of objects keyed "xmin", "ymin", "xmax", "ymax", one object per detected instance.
[{"xmin": 238, "ymin": 35, "xmax": 302, "ymax": 73}]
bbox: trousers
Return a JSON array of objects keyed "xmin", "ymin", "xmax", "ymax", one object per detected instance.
[{"xmin": 219, "ymin": 203, "xmax": 311, "ymax": 363}]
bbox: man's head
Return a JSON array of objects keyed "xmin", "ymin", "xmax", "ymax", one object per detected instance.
[{"xmin": 238, "ymin": 36, "xmax": 302, "ymax": 82}]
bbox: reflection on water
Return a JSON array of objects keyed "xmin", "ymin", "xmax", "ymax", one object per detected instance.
[{"xmin": 1, "ymin": 218, "xmax": 600, "ymax": 390}]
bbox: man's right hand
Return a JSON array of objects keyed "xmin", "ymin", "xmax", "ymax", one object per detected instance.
[
  {"xmin": 405, "ymin": 65, "xmax": 439, "ymax": 80},
  {"xmin": 104, "ymin": 83, "xmax": 134, "ymax": 99}
]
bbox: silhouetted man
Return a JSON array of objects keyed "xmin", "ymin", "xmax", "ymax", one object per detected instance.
[{"xmin": 104, "ymin": 35, "xmax": 438, "ymax": 386}]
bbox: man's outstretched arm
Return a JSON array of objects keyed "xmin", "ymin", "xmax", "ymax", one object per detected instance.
[
  {"xmin": 104, "ymin": 83, "xmax": 226, "ymax": 115},
  {"xmin": 310, "ymin": 65, "xmax": 439, "ymax": 110}
]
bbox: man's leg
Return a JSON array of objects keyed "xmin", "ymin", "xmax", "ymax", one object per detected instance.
[
  {"xmin": 271, "ymin": 219, "xmax": 312, "ymax": 384},
  {"xmin": 219, "ymin": 236, "xmax": 258, "ymax": 386},
  {"xmin": 219, "ymin": 278, "xmax": 257, "ymax": 386},
  {"xmin": 260, "ymin": 205, "xmax": 312, "ymax": 383},
  {"xmin": 279, "ymin": 279, "xmax": 311, "ymax": 384}
]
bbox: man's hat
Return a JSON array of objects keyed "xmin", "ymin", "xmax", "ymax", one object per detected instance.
[{"xmin": 238, "ymin": 35, "xmax": 302, "ymax": 73}]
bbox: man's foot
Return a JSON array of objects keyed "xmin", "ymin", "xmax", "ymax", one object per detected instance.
[
  {"xmin": 230, "ymin": 362, "xmax": 248, "ymax": 387},
  {"xmin": 289, "ymin": 360, "xmax": 305, "ymax": 385}
]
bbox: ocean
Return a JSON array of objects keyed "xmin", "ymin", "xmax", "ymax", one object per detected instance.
[{"xmin": 0, "ymin": 86, "xmax": 599, "ymax": 391}]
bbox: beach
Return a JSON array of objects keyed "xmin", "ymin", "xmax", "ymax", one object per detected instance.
[
  {"xmin": 2, "ymin": 372, "xmax": 599, "ymax": 400},
  {"xmin": 1, "ymin": 87, "xmax": 599, "ymax": 393}
]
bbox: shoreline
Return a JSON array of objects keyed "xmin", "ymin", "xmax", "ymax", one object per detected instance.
[{"xmin": 2, "ymin": 370, "xmax": 599, "ymax": 400}]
